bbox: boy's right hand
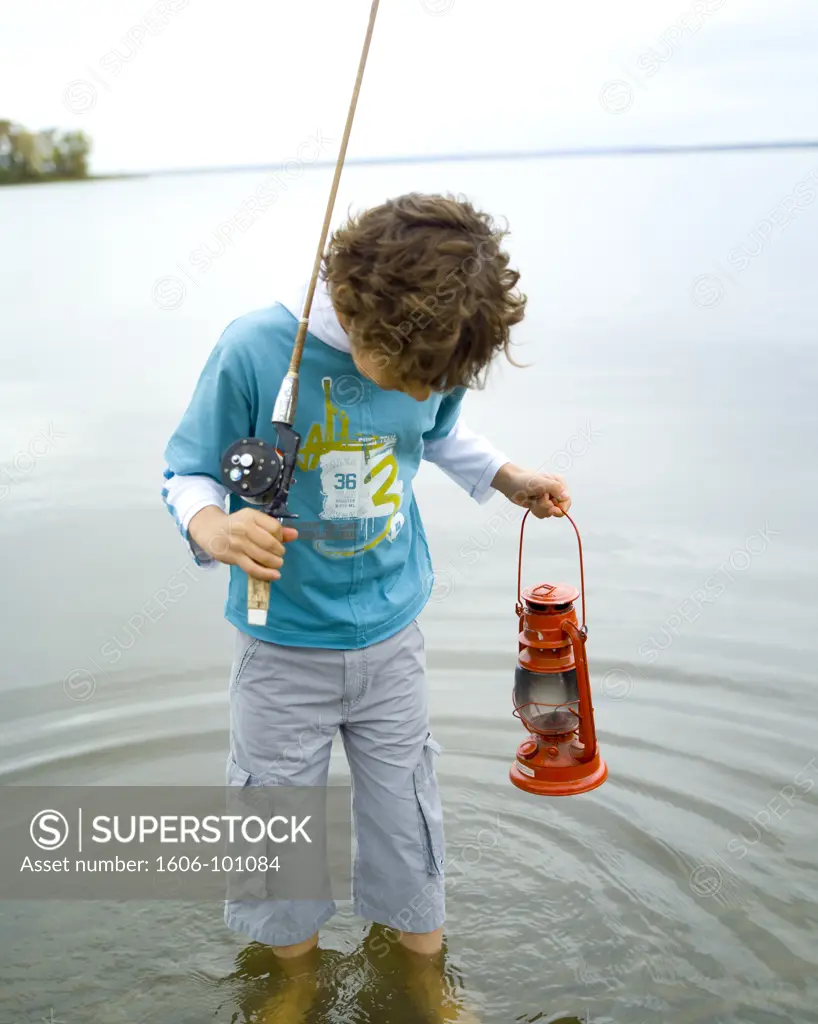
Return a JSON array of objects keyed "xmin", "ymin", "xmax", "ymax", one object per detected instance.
[{"xmin": 188, "ymin": 506, "xmax": 298, "ymax": 581}]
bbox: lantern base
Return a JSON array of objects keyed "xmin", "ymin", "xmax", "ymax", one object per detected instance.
[{"xmin": 509, "ymin": 737, "xmax": 608, "ymax": 797}]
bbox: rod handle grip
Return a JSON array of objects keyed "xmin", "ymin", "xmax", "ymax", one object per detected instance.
[{"xmin": 247, "ymin": 576, "xmax": 270, "ymax": 627}]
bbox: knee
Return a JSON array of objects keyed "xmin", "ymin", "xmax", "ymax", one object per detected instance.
[
  {"xmin": 398, "ymin": 927, "xmax": 443, "ymax": 957},
  {"xmin": 272, "ymin": 932, "xmax": 320, "ymax": 961}
]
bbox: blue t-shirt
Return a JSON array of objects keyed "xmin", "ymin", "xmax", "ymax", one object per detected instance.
[{"xmin": 164, "ymin": 303, "xmax": 465, "ymax": 649}]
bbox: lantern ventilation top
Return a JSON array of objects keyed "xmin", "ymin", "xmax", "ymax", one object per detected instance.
[{"xmin": 521, "ymin": 583, "xmax": 580, "ymax": 609}]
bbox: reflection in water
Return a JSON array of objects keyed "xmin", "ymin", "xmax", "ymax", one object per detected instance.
[{"xmin": 224, "ymin": 926, "xmax": 480, "ymax": 1023}]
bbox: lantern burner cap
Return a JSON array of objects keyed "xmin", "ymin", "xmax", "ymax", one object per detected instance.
[{"xmin": 522, "ymin": 582, "xmax": 580, "ymax": 609}]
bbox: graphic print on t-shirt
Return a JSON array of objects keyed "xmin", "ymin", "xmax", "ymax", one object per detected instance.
[{"xmin": 297, "ymin": 377, "xmax": 404, "ymax": 558}]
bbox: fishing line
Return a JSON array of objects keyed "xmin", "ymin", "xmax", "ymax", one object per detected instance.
[
  {"xmin": 274, "ymin": 0, "xmax": 381, "ymax": 426},
  {"xmin": 220, "ymin": 0, "xmax": 382, "ymax": 626}
]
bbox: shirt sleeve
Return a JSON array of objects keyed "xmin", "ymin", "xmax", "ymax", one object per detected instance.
[
  {"xmin": 161, "ymin": 469, "xmax": 228, "ymax": 568},
  {"xmin": 421, "ymin": 388, "xmax": 509, "ymax": 505},
  {"xmin": 162, "ymin": 323, "xmax": 256, "ymax": 566}
]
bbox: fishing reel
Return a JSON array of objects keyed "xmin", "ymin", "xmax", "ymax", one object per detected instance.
[{"xmin": 220, "ymin": 423, "xmax": 301, "ymax": 520}]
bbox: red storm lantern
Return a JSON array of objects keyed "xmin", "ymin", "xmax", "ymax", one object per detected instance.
[{"xmin": 510, "ymin": 509, "xmax": 608, "ymax": 797}]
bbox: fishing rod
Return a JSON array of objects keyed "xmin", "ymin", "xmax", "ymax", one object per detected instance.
[{"xmin": 219, "ymin": 0, "xmax": 381, "ymax": 626}]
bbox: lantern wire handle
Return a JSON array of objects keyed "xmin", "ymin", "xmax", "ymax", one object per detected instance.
[{"xmin": 516, "ymin": 508, "xmax": 587, "ymax": 629}]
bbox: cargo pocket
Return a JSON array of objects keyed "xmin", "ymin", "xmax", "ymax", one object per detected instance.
[
  {"xmin": 413, "ymin": 733, "xmax": 445, "ymax": 875},
  {"xmin": 226, "ymin": 754, "xmax": 255, "ymax": 787},
  {"xmin": 225, "ymin": 755, "xmax": 267, "ymax": 899}
]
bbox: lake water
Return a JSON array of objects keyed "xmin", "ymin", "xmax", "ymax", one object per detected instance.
[{"xmin": 1, "ymin": 152, "xmax": 817, "ymax": 1023}]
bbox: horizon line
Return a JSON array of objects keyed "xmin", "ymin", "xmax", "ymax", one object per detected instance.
[{"xmin": 138, "ymin": 139, "xmax": 818, "ymax": 178}]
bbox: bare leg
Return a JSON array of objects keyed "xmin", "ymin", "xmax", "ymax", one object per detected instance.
[
  {"xmin": 398, "ymin": 929, "xmax": 481, "ymax": 1023},
  {"xmin": 259, "ymin": 933, "xmax": 320, "ymax": 1024}
]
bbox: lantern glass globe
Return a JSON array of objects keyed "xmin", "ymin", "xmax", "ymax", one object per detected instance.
[{"xmin": 513, "ymin": 665, "xmax": 580, "ymax": 736}]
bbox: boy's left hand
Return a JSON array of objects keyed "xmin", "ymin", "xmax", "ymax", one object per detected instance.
[{"xmin": 491, "ymin": 463, "xmax": 572, "ymax": 518}]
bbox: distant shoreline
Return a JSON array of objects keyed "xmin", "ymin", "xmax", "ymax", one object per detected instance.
[
  {"xmin": 0, "ymin": 173, "xmax": 146, "ymax": 188},
  {"xmin": 4, "ymin": 139, "xmax": 817, "ymax": 185},
  {"xmin": 134, "ymin": 138, "xmax": 818, "ymax": 178}
]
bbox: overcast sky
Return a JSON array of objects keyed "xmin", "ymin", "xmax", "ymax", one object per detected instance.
[{"xmin": 2, "ymin": 0, "xmax": 816, "ymax": 174}]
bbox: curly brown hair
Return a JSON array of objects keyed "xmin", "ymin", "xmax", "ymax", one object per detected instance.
[{"xmin": 321, "ymin": 193, "xmax": 526, "ymax": 391}]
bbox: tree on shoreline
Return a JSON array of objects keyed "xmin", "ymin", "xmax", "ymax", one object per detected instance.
[{"xmin": 0, "ymin": 120, "xmax": 91, "ymax": 184}]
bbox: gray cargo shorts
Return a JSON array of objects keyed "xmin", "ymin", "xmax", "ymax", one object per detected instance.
[{"xmin": 224, "ymin": 618, "xmax": 446, "ymax": 947}]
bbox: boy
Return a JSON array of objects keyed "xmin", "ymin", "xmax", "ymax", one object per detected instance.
[{"xmin": 162, "ymin": 192, "xmax": 571, "ymax": 1021}]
